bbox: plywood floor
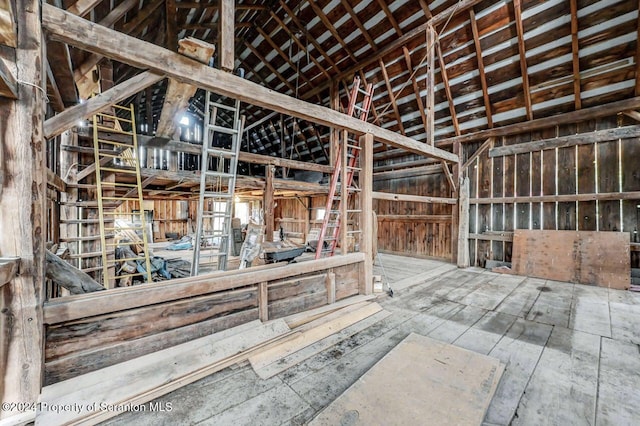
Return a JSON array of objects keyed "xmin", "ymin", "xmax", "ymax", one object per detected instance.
[{"xmin": 104, "ymin": 253, "xmax": 640, "ymax": 425}]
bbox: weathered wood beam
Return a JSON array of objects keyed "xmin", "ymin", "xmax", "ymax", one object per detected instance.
[
  {"xmin": 623, "ymin": 110, "xmax": 640, "ymax": 122},
  {"xmin": 46, "ymin": 41, "xmax": 78, "ymax": 106},
  {"xmin": 166, "ymin": 0, "xmax": 177, "ymax": 51},
  {"xmin": 47, "ymin": 168, "xmax": 67, "ymax": 192},
  {"xmin": 0, "ymin": 0, "xmax": 45, "ymax": 419},
  {"xmin": 0, "ymin": 56, "xmax": 17, "ymax": 98},
  {"xmin": 43, "ymin": 4, "xmax": 458, "ymax": 163},
  {"xmin": 513, "ymin": 0, "xmax": 533, "ymax": 121},
  {"xmin": 461, "ymin": 137, "xmax": 493, "ymax": 170},
  {"xmin": 360, "ymin": 133, "xmax": 373, "ymax": 294},
  {"xmin": 241, "ymin": 39, "xmax": 297, "ymax": 93},
  {"xmin": 457, "ymin": 177, "xmax": 470, "ymax": 267},
  {"xmin": 373, "ymin": 158, "xmax": 438, "ymax": 172},
  {"xmin": 569, "ymin": 0, "xmax": 581, "ymax": 109},
  {"xmin": 441, "ymin": 161, "xmax": 456, "ymax": 191},
  {"xmin": 636, "ymin": 0, "xmax": 640, "ymax": 96},
  {"xmin": 44, "ymin": 71, "xmax": 165, "ymax": 139},
  {"xmin": 175, "ymin": 2, "xmax": 267, "ymax": 10},
  {"xmin": 374, "ymin": 164, "xmax": 443, "ymax": 181},
  {"xmin": 403, "ymin": 47, "xmax": 429, "ymax": 136},
  {"xmin": 45, "ymin": 250, "xmax": 105, "ymax": 294},
  {"xmin": 0, "ymin": 0, "xmax": 16, "ymax": 47},
  {"xmin": 46, "ymin": 61, "xmax": 66, "ymax": 112},
  {"xmin": 264, "ymin": 165, "xmax": 275, "ymax": 242},
  {"xmin": 155, "ymin": 38, "xmax": 214, "ymax": 139},
  {"xmin": 379, "ymin": 59, "xmax": 405, "ymax": 135},
  {"xmin": 240, "ymin": 151, "xmax": 332, "ymax": 173},
  {"xmin": 438, "ymin": 96, "xmax": 640, "ymax": 146},
  {"xmin": 372, "ymin": 192, "xmax": 457, "ymax": 205},
  {"xmin": 339, "ymin": 0, "xmax": 377, "ymax": 51},
  {"xmin": 489, "ymin": 125, "xmax": 640, "ymax": 157},
  {"xmin": 469, "ymin": 9, "xmax": 492, "ymax": 127},
  {"xmin": 218, "ymin": 0, "xmax": 234, "ymax": 71},
  {"xmin": 470, "ymin": 191, "xmax": 640, "ymax": 204},
  {"xmin": 436, "ymin": 40, "xmax": 459, "ymax": 137},
  {"xmin": 307, "ymin": 1, "xmax": 358, "ymax": 64},
  {"xmin": 304, "ymin": 0, "xmax": 486, "ymax": 99}
]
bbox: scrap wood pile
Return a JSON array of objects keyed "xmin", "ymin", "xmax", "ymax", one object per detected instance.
[{"xmin": 37, "ymin": 295, "xmax": 386, "ymax": 425}]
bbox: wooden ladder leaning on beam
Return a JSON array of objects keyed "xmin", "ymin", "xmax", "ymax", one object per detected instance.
[{"xmin": 315, "ymin": 77, "xmax": 374, "ymax": 259}]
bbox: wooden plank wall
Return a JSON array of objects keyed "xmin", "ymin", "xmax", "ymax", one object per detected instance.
[
  {"xmin": 274, "ymin": 197, "xmax": 311, "ymax": 241},
  {"xmin": 42, "ymin": 256, "xmax": 362, "ymax": 385},
  {"xmin": 466, "ymin": 115, "xmax": 640, "ymax": 268},
  {"xmin": 117, "ymin": 199, "xmax": 196, "ymax": 240},
  {"xmin": 373, "ymin": 172, "xmax": 452, "ymax": 260}
]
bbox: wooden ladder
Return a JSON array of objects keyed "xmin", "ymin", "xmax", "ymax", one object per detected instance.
[{"xmin": 315, "ymin": 76, "xmax": 374, "ymax": 259}]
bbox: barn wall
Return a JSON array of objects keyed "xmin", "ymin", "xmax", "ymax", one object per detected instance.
[
  {"xmin": 373, "ymin": 171, "xmax": 453, "ymax": 260},
  {"xmin": 116, "ymin": 199, "xmax": 197, "ymax": 241},
  {"xmin": 465, "ymin": 115, "xmax": 640, "ymax": 268},
  {"xmin": 42, "ymin": 254, "xmax": 363, "ymax": 385}
]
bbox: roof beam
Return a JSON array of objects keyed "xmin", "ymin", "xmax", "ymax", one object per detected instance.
[
  {"xmin": 636, "ymin": 0, "xmax": 640, "ymax": 96},
  {"xmin": 469, "ymin": 9, "xmax": 492, "ymax": 127},
  {"xmin": 44, "ymin": 71, "xmax": 165, "ymax": 139},
  {"xmin": 426, "ymin": 26, "xmax": 436, "ymax": 145},
  {"xmin": 66, "ymin": 0, "xmax": 102, "ymax": 18},
  {"xmin": 43, "ymin": 4, "xmax": 457, "ymax": 162},
  {"xmin": 45, "ymin": 61, "xmax": 65, "ymax": 111},
  {"xmin": 513, "ymin": 0, "xmax": 533, "ymax": 121},
  {"xmin": 175, "ymin": 2, "xmax": 267, "ymax": 10},
  {"xmin": 403, "ymin": 47, "xmax": 429, "ymax": 137},
  {"xmin": 569, "ymin": 0, "xmax": 581, "ymax": 109},
  {"xmin": 339, "ymin": 0, "xmax": 377, "ymax": 51},
  {"xmin": 436, "ymin": 40, "xmax": 460, "ymax": 137},
  {"xmin": 379, "ymin": 59, "xmax": 405, "ymax": 135},
  {"xmin": 241, "ymin": 39, "xmax": 297, "ymax": 93},
  {"xmin": 437, "ymin": 96, "xmax": 640, "ymax": 146},
  {"xmin": 307, "ymin": 1, "xmax": 358, "ymax": 64},
  {"xmin": 304, "ymin": 0, "xmax": 486, "ymax": 99}
]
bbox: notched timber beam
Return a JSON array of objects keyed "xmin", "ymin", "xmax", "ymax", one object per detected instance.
[
  {"xmin": 0, "ymin": 56, "xmax": 17, "ymax": 98},
  {"xmin": 488, "ymin": 126, "xmax": 640, "ymax": 157},
  {"xmin": 44, "ymin": 71, "xmax": 165, "ymax": 139},
  {"xmin": 372, "ymin": 191, "xmax": 457, "ymax": 205},
  {"xmin": 43, "ymin": 4, "xmax": 458, "ymax": 163}
]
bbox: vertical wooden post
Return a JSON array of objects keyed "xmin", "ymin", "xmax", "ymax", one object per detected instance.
[
  {"xmin": 264, "ymin": 165, "xmax": 274, "ymax": 242},
  {"xmin": 165, "ymin": 0, "xmax": 177, "ymax": 52},
  {"xmin": 258, "ymin": 282, "xmax": 268, "ymax": 322},
  {"xmin": 218, "ymin": 0, "xmax": 235, "ymax": 72},
  {"xmin": 426, "ymin": 25, "xmax": 436, "ymax": 146},
  {"xmin": 326, "ymin": 270, "xmax": 336, "ymax": 304},
  {"xmin": 457, "ymin": 176, "xmax": 470, "ymax": 268},
  {"xmin": 0, "ymin": 0, "xmax": 45, "ymax": 420},
  {"xmin": 451, "ymin": 142, "xmax": 461, "ymax": 263},
  {"xmin": 340, "ymin": 130, "xmax": 348, "ymax": 254},
  {"xmin": 360, "ymin": 133, "xmax": 374, "ymax": 295}
]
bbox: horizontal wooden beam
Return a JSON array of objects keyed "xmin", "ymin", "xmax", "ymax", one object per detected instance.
[
  {"xmin": 469, "ymin": 232, "xmax": 513, "ymax": 242},
  {"xmin": 43, "ymin": 253, "xmax": 364, "ymax": 324},
  {"xmin": 470, "ymin": 191, "xmax": 640, "ymax": 204},
  {"xmin": 377, "ymin": 214, "xmax": 452, "ymax": 222},
  {"xmin": 372, "ymin": 191, "xmax": 457, "ymax": 205},
  {"xmin": 42, "ymin": 4, "xmax": 457, "ymax": 163},
  {"xmin": 44, "ymin": 71, "xmax": 165, "ymax": 139},
  {"xmin": 0, "ymin": 56, "xmax": 17, "ymax": 98},
  {"xmin": 373, "ymin": 164, "xmax": 443, "ymax": 181},
  {"xmin": 438, "ymin": 96, "xmax": 640, "ymax": 146},
  {"xmin": 238, "ymin": 151, "xmax": 333, "ymax": 174},
  {"xmin": 488, "ymin": 126, "xmax": 640, "ymax": 157},
  {"xmin": 47, "ymin": 168, "xmax": 67, "ymax": 192}
]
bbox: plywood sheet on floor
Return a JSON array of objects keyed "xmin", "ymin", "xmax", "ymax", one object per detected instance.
[
  {"xmin": 309, "ymin": 333, "xmax": 504, "ymax": 426},
  {"xmin": 512, "ymin": 230, "xmax": 630, "ymax": 289}
]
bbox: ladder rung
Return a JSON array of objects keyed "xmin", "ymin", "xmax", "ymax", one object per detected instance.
[
  {"xmin": 96, "ymin": 139, "xmax": 133, "ymax": 148},
  {"xmin": 204, "ymin": 171, "xmax": 235, "ymax": 179},
  {"xmin": 202, "ymin": 193, "xmax": 233, "ymax": 199},
  {"xmin": 347, "ymin": 209, "xmax": 362, "ymax": 213},
  {"xmin": 347, "ymin": 166, "xmax": 362, "ymax": 172},
  {"xmin": 96, "ymin": 113, "xmax": 133, "ymax": 123},
  {"xmin": 94, "ymin": 125, "xmax": 134, "ymax": 135},
  {"xmin": 100, "ymin": 182, "xmax": 138, "ymax": 188},
  {"xmin": 211, "ymin": 102, "xmax": 237, "ymax": 112},
  {"xmin": 346, "ymin": 144, "xmax": 361, "ymax": 150},
  {"xmin": 108, "ymin": 272, "xmax": 147, "ymax": 280},
  {"xmin": 207, "ymin": 125, "xmax": 238, "ymax": 135},
  {"xmin": 112, "ymin": 256, "xmax": 147, "ymax": 263},
  {"xmin": 206, "ymin": 148, "xmax": 236, "ymax": 157},
  {"xmin": 347, "ymin": 230, "xmax": 362, "ymax": 234},
  {"xmin": 104, "ymin": 226, "xmax": 144, "ymax": 231},
  {"xmin": 100, "ymin": 167, "xmax": 137, "ymax": 174}
]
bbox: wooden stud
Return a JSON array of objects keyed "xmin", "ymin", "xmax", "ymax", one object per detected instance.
[
  {"xmin": 569, "ymin": 0, "xmax": 581, "ymax": 109},
  {"xmin": 258, "ymin": 282, "xmax": 268, "ymax": 322},
  {"xmin": 0, "ymin": 0, "xmax": 45, "ymax": 418},
  {"xmin": 513, "ymin": 0, "xmax": 533, "ymax": 121},
  {"xmin": 457, "ymin": 177, "xmax": 470, "ymax": 267},
  {"xmin": 360, "ymin": 133, "xmax": 374, "ymax": 295},
  {"xmin": 264, "ymin": 165, "xmax": 275, "ymax": 242},
  {"xmin": 218, "ymin": 0, "xmax": 234, "ymax": 72},
  {"xmin": 326, "ymin": 271, "xmax": 336, "ymax": 304},
  {"xmin": 166, "ymin": 0, "xmax": 177, "ymax": 51}
]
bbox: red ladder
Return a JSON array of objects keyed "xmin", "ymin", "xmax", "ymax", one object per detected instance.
[{"xmin": 315, "ymin": 76, "xmax": 374, "ymax": 259}]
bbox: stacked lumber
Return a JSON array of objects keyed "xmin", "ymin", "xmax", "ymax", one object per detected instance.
[{"xmin": 37, "ymin": 295, "xmax": 384, "ymax": 425}]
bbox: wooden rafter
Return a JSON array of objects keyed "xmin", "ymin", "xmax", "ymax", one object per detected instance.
[
  {"xmin": 569, "ymin": 0, "xmax": 581, "ymax": 109},
  {"xmin": 377, "ymin": 0, "xmax": 402, "ymax": 34},
  {"xmin": 254, "ymin": 26, "xmax": 316, "ymax": 91},
  {"xmin": 304, "ymin": 0, "xmax": 486, "ymax": 99},
  {"xmin": 178, "ymin": 22, "xmax": 251, "ymax": 31},
  {"xmin": 307, "ymin": 1, "xmax": 358, "ymax": 64},
  {"xmin": 46, "ymin": 62, "xmax": 65, "ymax": 111},
  {"xmin": 44, "ymin": 4, "xmax": 458, "ymax": 162},
  {"xmin": 175, "ymin": 2, "xmax": 267, "ymax": 10},
  {"xmin": 402, "ymin": 47, "xmax": 429, "ymax": 136},
  {"xmin": 636, "ymin": 0, "xmax": 640, "ymax": 96},
  {"xmin": 436, "ymin": 41, "xmax": 460, "ymax": 136},
  {"xmin": 278, "ymin": 1, "xmax": 338, "ymax": 70},
  {"xmin": 241, "ymin": 39, "xmax": 297, "ymax": 93},
  {"xmin": 426, "ymin": 25, "xmax": 436, "ymax": 145},
  {"xmin": 513, "ymin": 0, "xmax": 533, "ymax": 121},
  {"xmin": 268, "ymin": 12, "xmax": 331, "ymax": 80},
  {"xmin": 379, "ymin": 59, "xmax": 405, "ymax": 135},
  {"xmin": 166, "ymin": 0, "xmax": 177, "ymax": 51},
  {"xmin": 67, "ymin": 0, "xmax": 102, "ymax": 17},
  {"xmin": 469, "ymin": 9, "xmax": 492, "ymax": 128},
  {"xmin": 338, "ymin": 0, "xmax": 377, "ymax": 51}
]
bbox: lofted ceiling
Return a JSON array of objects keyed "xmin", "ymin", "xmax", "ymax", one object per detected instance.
[{"xmin": 49, "ymin": 0, "xmax": 639, "ymax": 168}]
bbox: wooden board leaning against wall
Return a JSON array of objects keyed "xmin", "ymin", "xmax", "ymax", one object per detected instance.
[{"xmin": 464, "ymin": 115, "xmax": 640, "ymax": 269}]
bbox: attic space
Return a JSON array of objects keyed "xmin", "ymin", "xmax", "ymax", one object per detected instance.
[{"xmin": 1, "ymin": 0, "xmax": 640, "ymax": 424}]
